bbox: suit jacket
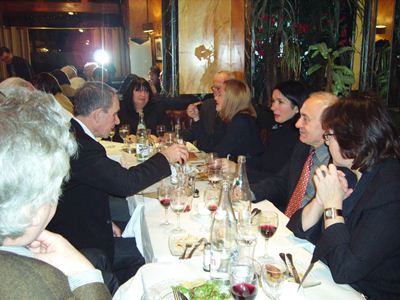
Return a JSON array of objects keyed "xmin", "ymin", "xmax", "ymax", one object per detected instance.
[
  {"xmin": 0, "ymin": 250, "xmax": 111, "ymax": 300},
  {"xmin": 47, "ymin": 119, "xmax": 171, "ymax": 260},
  {"xmin": 250, "ymin": 141, "xmax": 310, "ymax": 211},
  {"xmin": 6, "ymin": 56, "xmax": 32, "ymax": 81},
  {"xmin": 287, "ymin": 158, "xmax": 400, "ymax": 299}
]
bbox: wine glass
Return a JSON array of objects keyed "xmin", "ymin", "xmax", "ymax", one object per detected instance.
[
  {"xmin": 170, "ymin": 187, "xmax": 188, "ymax": 233},
  {"xmin": 207, "ymin": 156, "xmax": 222, "ymax": 187},
  {"xmin": 230, "ymin": 257, "xmax": 258, "ymax": 300},
  {"xmin": 158, "ymin": 185, "xmax": 172, "ymax": 226},
  {"xmin": 163, "ymin": 131, "xmax": 175, "ymax": 146},
  {"xmin": 119, "ymin": 124, "xmax": 130, "ymax": 147},
  {"xmin": 257, "ymin": 211, "xmax": 279, "ymax": 259},
  {"xmin": 203, "ymin": 186, "xmax": 221, "ymax": 216},
  {"xmin": 261, "ymin": 258, "xmax": 287, "ymax": 300},
  {"xmin": 109, "ymin": 128, "xmax": 115, "ymax": 141},
  {"xmin": 156, "ymin": 124, "xmax": 166, "ymax": 139}
]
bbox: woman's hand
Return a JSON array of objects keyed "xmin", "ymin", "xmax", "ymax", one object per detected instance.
[
  {"xmin": 186, "ymin": 104, "xmax": 200, "ymax": 122},
  {"xmin": 313, "ymin": 164, "xmax": 345, "ymax": 209}
]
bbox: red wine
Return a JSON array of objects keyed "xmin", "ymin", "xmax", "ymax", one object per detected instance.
[
  {"xmin": 160, "ymin": 198, "xmax": 171, "ymax": 208},
  {"xmin": 184, "ymin": 204, "xmax": 191, "ymax": 212},
  {"xmin": 259, "ymin": 224, "xmax": 277, "ymax": 239},
  {"xmin": 231, "ymin": 283, "xmax": 257, "ymax": 300},
  {"xmin": 208, "ymin": 203, "xmax": 218, "ymax": 212}
]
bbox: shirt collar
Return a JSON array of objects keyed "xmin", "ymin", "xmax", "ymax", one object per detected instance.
[
  {"xmin": 313, "ymin": 143, "xmax": 330, "ymax": 163},
  {"xmin": 0, "ymin": 245, "xmax": 34, "ymax": 258},
  {"xmin": 73, "ymin": 117, "xmax": 97, "ymax": 141}
]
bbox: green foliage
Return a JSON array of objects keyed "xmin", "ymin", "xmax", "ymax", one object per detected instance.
[{"xmin": 306, "ymin": 42, "xmax": 354, "ymax": 96}]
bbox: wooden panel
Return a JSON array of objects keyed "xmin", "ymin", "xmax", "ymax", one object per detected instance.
[
  {"xmin": 127, "ymin": 0, "xmax": 162, "ymax": 38},
  {"xmin": 376, "ymin": 0, "xmax": 395, "ymax": 42},
  {"xmin": 2, "ymin": 0, "xmax": 119, "ymax": 14},
  {"xmin": 178, "ymin": 0, "xmax": 245, "ymax": 94}
]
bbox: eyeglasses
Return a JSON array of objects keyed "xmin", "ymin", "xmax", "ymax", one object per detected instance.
[{"xmin": 323, "ymin": 132, "xmax": 335, "ymax": 142}]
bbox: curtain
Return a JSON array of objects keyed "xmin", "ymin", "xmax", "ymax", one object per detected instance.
[
  {"xmin": 0, "ymin": 26, "xmax": 31, "ymax": 81},
  {"xmin": 91, "ymin": 27, "xmax": 130, "ymax": 79}
]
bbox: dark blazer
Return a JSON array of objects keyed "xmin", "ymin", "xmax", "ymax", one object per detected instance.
[
  {"xmin": 250, "ymin": 141, "xmax": 310, "ymax": 211},
  {"xmin": 287, "ymin": 158, "xmax": 400, "ymax": 299},
  {"xmin": 47, "ymin": 119, "xmax": 171, "ymax": 260},
  {"xmin": 0, "ymin": 250, "xmax": 111, "ymax": 299},
  {"xmin": 6, "ymin": 56, "xmax": 32, "ymax": 81},
  {"xmin": 191, "ymin": 112, "xmax": 263, "ymax": 163},
  {"xmin": 247, "ymin": 116, "xmax": 300, "ymax": 181}
]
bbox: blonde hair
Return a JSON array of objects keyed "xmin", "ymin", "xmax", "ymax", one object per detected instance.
[{"xmin": 219, "ymin": 79, "xmax": 256, "ymax": 122}]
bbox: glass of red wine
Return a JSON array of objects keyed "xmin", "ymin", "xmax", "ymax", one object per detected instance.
[
  {"xmin": 230, "ymin": 257, "xmax": 258, "ymax": 300},
  {"xmin": 204, "ymin": 186, "xmax": 221, "ymax": 216},
  {"xmin": 158, "ymin": 185, "xmax": 172, "ymax": 226},
  {"xmin": 258, "ymin": 211, "xmax": 279, "ymax": 258}
]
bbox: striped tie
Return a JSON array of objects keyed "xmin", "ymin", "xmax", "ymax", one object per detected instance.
[{"xmin": 285, "ymin": 150, "xmax": 316, "ymax": 218}]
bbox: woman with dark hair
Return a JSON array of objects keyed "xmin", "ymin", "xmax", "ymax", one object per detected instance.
[
  {"xmin": 51, "ymin": 69, "xmax": 76, "ymax": 98},
  {"xmin": 287, "ymin": 94, "xmax": 400, "ymax": 299},
  {"xmin": 32, "ymin": 72, "xmax": 74, "ymax": 115},
  {"xmin": 117, "ymin": 76, "xmax": 196, "ymax": 139},
  {"xmin": 222, "ymin": 80, "xmax": 309, "ymax": 179},
  {"xmin": 189, "ymin": 79, "xmax": 263, "ymax": 163}
]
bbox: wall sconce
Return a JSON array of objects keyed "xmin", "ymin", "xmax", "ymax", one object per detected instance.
[
  {"xmin": 376, "ymin": 25, "xmax": 386, "ymax": 34},
  {"xmin": 142, "ymin": 0, "xmax": 154, "ymax": 34}
]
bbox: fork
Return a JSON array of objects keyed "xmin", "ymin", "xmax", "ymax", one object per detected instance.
[
  {"xmin": 172, "ymin": 287, "xmax": 188, "ymax": 300},
  {"xmin": 179, "ymin": 242, "xmax": 193, "ymax": 259}
]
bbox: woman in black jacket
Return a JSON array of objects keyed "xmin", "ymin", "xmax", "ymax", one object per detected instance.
[
  {"xmin": 189, "ymin": 79, "xmax": 263, "ymax": 163},
  {"xmin": 117, "ymin": 76, "xmax": 196, "ymax": 139}
]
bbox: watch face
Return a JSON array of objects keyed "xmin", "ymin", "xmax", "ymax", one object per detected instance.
[{"xmin": 325, "ymin": 210, "xmax": 333, "ymax": 218}]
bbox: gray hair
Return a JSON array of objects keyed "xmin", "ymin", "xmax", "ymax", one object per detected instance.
[
  {"xmin": 0, "ymin": 88, "xmax": 77, "ymax": 244},
  {"xmin": 73, "ymin": 81, "xmax": 116, "ymax": 117},
  {"xmin": 0, "ymin": 77, "xmax": 34, "ymax": 96}
]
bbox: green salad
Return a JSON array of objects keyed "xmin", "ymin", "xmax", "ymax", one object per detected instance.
[{"xmin": 173, "ymin": 280, "xmax": 231, "ymax": 300}]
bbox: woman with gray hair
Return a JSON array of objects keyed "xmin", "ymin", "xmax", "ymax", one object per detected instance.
[{"xmin": 0, "ymin": 88, "xmax": 111, "ymax": 298}]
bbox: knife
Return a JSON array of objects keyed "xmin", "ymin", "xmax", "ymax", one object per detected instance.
[
  {"xmin": 286, "ymin": 253, "xmax": 301, "ymax": 284},
  {"xmin": 298, "ymin": 262, "xmax": 315, "ymax": 291}
]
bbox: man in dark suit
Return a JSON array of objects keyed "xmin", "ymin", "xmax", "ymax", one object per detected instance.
[
  {"xmin": 251, "ymin": 92, "xmax": 338, "ymax": 212},
  {"xmin": 0, "ymin": 46, "xmax": 33, "ymax": 81},
  {"xmin": 0, "ymin": 88, "xmax": 111, "ymax": 299},
  {"xmin": 47, "ymin": 82, "xmax": 188, "ymax": 284}
]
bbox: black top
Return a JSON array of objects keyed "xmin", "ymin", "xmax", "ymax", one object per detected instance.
[
  {"xmin": 191, "ymin": 112, "xmax": 263, "ymax": 163},
  {"xmin": 6, "ymin": 56, "xmax": 32, "ymax": 81},
  {"xmin": 117, "ymin": 94, "xmax": 197, "ymax": 140},
  {"xmin": 287, "ymin": 158, "xmax": 400, "ymax": 299},
  {"xmin": 247, "ymin": 116, "xmax": 299, "ymax": 182}
]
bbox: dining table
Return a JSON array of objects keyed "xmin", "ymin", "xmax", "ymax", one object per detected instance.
[{"xmin": 99, "ymin": 140, "xmax": 365, "ymax": 300}]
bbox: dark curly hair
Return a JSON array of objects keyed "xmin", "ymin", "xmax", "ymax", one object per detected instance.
[{"xmin": 321, "ymin": 93, "xmax": 400, "ymax": 172}]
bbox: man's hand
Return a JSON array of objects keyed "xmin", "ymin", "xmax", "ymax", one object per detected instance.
[
  {"xmin": 111, "ymin": 221, "xmax": 121, "ymax": 237},
  {"xmin": 28, "ymin": 230, "xmax": 94, "ymax": 276},
  {"xmin": 161, "ymin": 144, "xmax": 189, "ymax": 164},
  {"xmin": 220, "ymin": 158, "xmax": 237, "ymax": 175}
]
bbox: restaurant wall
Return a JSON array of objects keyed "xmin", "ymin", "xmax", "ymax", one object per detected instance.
[{"xmin": 178, "ymin": 0, "xmax": 245, "ymax": 94}]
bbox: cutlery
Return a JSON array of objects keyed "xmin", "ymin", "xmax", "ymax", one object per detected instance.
[
  {"xmin": 172, "ymin": 287, "xmax": 188, "ymax": 300},
  {"xmin": 179, "ymin": 242, "xmax": 192, "ymax": 259},
  {"xmin": 286, "ymin": 253, "xmax": 301, "ymax": 284},
  {"xmin": 298, "ymin": 262, "xmax": 315, "ymax": 291},
  {"xmin": 186, "ymin": 238, "xmax": 207, "ymax": 259},
  {"xmin": 250, "ymin": 208, "xmax": 261, "ymax": 222},
  {"xmin": 279, "ymin": 252, "xmax": 290, "ymax": 274}
]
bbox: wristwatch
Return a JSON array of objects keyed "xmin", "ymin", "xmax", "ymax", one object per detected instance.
[{"xmin": 324, "ymin": 208, "xmax": 343, "ymax": 220}]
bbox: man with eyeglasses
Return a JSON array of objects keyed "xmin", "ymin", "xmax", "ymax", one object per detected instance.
[
  {"xmin": 251, "ymin": 92, "xmax": 338, "ymax": 215},
  {"xmin": 185, "ymin": 71, "xmax": 235, "ymax": 151}
]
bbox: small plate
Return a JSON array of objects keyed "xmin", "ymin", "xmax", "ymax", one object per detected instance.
[{"xmin": 168, "ymin": 233, "xmax": 205, "ymax": 257}]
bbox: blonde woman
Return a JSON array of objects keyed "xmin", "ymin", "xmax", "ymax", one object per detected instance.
[{"xmin": 189, "ymin": 79, "xmax": 263, "ymax": 163}]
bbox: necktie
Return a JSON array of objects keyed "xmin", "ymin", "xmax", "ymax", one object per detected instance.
[{"xmin": 285, "ymin": 149, "xmax": 316, "ymax": 218}]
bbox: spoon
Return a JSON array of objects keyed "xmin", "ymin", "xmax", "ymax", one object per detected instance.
[
  {"xmin": 279, "ymin": 252, "xmax": 290, "ymax": 273},
  {"xmin": 186, "ymin": 238, "xmax": 207, "ymax": 259}
]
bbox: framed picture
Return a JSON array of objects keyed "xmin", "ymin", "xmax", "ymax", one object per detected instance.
[{"xmin": 154, "ymin": 37, "xmax": 162, "ymax": 61}]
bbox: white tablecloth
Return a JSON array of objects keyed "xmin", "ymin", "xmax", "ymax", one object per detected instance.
[{"xmin": 100, "ymin": 141, "xmax": 363, "ymax": 300}]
